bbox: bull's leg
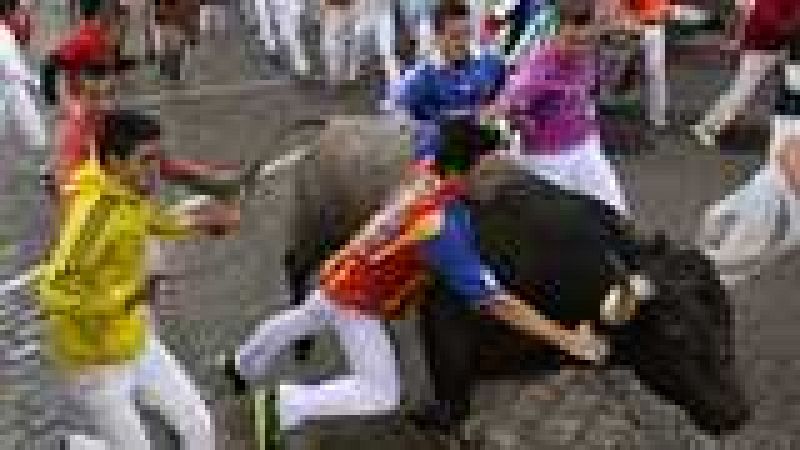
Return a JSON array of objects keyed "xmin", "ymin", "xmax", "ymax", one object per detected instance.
[{"xmin": 411, "ymin": 281, "xmax": 482, "ymax": 435}]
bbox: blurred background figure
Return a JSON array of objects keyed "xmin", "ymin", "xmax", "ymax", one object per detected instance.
[
  {"xmin": 252, "ymin": 0, "xmax": 310, "ymax": 76},
  {"xmin": 199, "ymin": 0, "xmax": 229, "ymax": 37},
  {"xmin": 319, "ymin": 0, "xmax": 358, "ymax": 83},
  {"xmin": 397, "ymin": 0, "xmax": 436, "ymax": 59},
  {"xmin": 695, "ymin": 0, "xmax": 800, "ymax": 285},
  {"xmin": 692, "ymin": 0, "xmax": 771, "ymax": 147},
  {"xmin": 1, "ymin": 0, "xmax": 49, "ymax": 264},
  {"xmin": 351, "ymin": 0, "xmax": 401, "ymax": 83},
  {"xmin": 116, "ymin": 0, "xmax": 157, "ymax": 63},
  {"xmin": 153, "ymin": 0, "xmax": 201, "ymax": 81},
  {"xmin": 599, "ymin": 0, "xmax": 673, "ymax": 128}
]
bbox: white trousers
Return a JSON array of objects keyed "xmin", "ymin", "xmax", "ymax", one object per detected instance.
[
  {"xmin": 235, "ymin": 288, "xmax": 401, "ymax": 431},
  {"xmin": 641, "ymin": 25, "xmax": 668, "ymax": 125},
  {"xmin": 397, "ymin": 0, "xmax": 434, "ymax": 58},
  {"xmin": 351, "ymin": 0, "xmax": 400, "ymax": 81},
  {"xmin": 698, "ymin": 116, "xmax": 800, "ymax": 286},
  {"xmin": 200, "ymin": 3, "xmax": 228, "ymax": 34},
  {"xmin": 253, "ymin": 0, "xmax": 309, "ymax": 73},
  {"xmin": 698, "ymin": 51, "xmax": 780, "ymax": 133},
  {"xmin": 64, "ymin": 333, "xmax": 215, "ymax": 450},
  {"xmin": 320, "ymin": 4, "xmax": 357, "ymax": 82},
  {"xmin": 510, "ymin": 133, "xmax": 629, "ymax": 215}
]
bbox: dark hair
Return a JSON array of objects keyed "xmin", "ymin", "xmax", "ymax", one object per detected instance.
[
  {"xmin": 77, "ymin": 63, "xmax": 116, "ymax": 81},
  {"xmin": 436, "ymin": 119, "xmax": 502, "ymax": 176},
  {"xmin": 558, "ymin": 0, "xmax": 594, "ymax": 27},
  {"xmin": 0, "ymin": 0, "xmax": 20, "ymax": 16},
  {"xmin": 100, "ymin": 110, "xmax": 161, "ymax": 165},
  {"xmin": 79, "ymin": 0, "xmax": 121, "ymax": 19},
  {"xmin": 432, "ymin": 0, "xmax": 471, "ymax": 34}
]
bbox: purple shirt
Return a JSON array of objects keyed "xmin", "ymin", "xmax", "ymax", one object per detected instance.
[{"xmin": 498, "ymin": 39, "xmax": 600, "ymax": 155}]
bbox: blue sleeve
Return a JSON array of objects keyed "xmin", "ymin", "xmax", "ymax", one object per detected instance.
[
  {"xmin": 394, "ymin": 63, "xmax": 440, "ymax": 122},
  {"xmin": 412, "ymin": 125, "xmax": 442, "ymax": 163},
  {"xmin": 476, "ymin": 52, "xmax": 508, "ymax": 101},
  {"xmin": 420, "ymin": 202, "xmax": 502, "ymax": 309}
]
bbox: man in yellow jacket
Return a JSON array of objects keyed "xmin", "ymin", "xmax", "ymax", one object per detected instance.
[{"xmin": 32, "ymin": 110, "xmax": 240, "ymax": 450}]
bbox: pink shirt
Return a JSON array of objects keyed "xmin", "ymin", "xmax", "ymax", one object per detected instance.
[{"xmin": 497, "ymin": 39, "xmax": 599, "ymax": 155}]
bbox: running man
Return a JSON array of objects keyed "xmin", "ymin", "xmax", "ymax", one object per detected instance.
[
  {"xmin": 32, "ymin": 110, "xmax": 240, "ymax": 450},
  {"xmin": 492, "ymin": 0, "xmax": 629, "ymax": 214},
  {"xmin": 694, "ymin": 0, "xmax": 800, "ymax": 285}
]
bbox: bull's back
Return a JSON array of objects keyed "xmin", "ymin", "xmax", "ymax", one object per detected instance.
[{"xmin": 467, "ymin": 157, "xmax": 625, "ymax": 322}]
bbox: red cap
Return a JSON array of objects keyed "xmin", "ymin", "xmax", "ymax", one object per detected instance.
[
  {"xmin": 53, "ymin": 20, "xmax": 119, "ymax": 76},
  {"xmin": 740, "ymin": 0, "xmax": 800, "ymax": 52}
]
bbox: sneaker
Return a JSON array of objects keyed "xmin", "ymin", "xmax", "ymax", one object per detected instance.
[
  {"xmin": 254, "ymin": 386, "xmax": 286, "ymax": 450},
  {"xmin": 691, "ymin": 123, "xmax": 718, "ymax": 148},
  {"xmin": 407, "ymin": 400, "xmax": 468, "ymax": 436}
]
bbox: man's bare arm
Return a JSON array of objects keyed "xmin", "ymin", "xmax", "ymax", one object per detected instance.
[{"xmin": 486, "ymin": 290, "xmax": 609, "ymax": 362}]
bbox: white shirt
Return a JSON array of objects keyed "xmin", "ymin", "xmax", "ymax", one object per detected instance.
[{"xmin": 0, "ymin": 24, "xmax": 45, "ymax": 150}]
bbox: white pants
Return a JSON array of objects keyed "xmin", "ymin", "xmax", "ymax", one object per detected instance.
[
  {"xmin": 254, "ymin": 0, "xmax": 309, "ymax": 73},
  {"xmin": 397, "ymin": 0, "xmax": 434, "ymax": 58},
  {"xmin": 235, "ymin": 288, "xmax": 401, "ymax": 431},
  {"xmin": 64, "ymin": 333, "xmax": 215, "ymax": 450},
  {"xmin": 698, "ymin": 51, "xmax": 781, "ymax": 133},
  {"xmin": 351, "ymin": 0, "xmax": 400, "ymax": 81},
  {"xmin": 510, "ymin": 133, "xmax": 629, "ymax": 215},
  {"xmin": 200, "ymin": 3, "xmax": 228, "ymax": 34},
  {"xmin": 641, "ymin": 25, "xmax": 667, "ymax": 125},
  {"xmin": 320, "ymin": 4, "xmax": 358, "ymax": 82},
  {"xmin": 698, "ymin": 116, "xmax": 800, "ymax": 286}
]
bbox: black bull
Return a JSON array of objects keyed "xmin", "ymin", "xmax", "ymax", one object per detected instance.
[{"xmin": 283, "ymin": 125, "xmax": 751, "ymax": 437}]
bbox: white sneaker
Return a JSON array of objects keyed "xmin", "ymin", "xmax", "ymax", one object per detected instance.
[
  {"xmin": 691, "ymin": 123, "xmax": 718, "ymax": 148},
  {"xmin": 65, "ymin": 435, "xmax": 109, "ymax": 450},
  {"xmin": 651, "ymin": 118, "xmax": 669, "ymax": 129},
  {"xmin": 293, "ymin": 57, "xmax": 311, "ymax": 77}
]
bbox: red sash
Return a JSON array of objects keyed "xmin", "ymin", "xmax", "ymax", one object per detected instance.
[{"xmin": 320, "ymin": 179, "xmax": 466, "ymax": 318}]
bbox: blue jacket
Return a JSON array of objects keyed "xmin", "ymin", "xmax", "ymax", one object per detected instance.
[{"xmin": 393, "ymin": 50, "xmax": 506, "ymax": 162}]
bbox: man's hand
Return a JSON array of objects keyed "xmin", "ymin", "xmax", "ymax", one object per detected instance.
[
  {"xmin": 562, "ymin": 322, "xmax": 610, "ymax": 363},
  {"xmin": 181, "ymin": 197, "xmax": 241, "ymax": 236},
  {"xmin": 489, "ymin": 294, "xmax": 609, "ymax": 363},
  {"xmin": 778, "ymin": 138, "xmax": 800, "ymax": 194}
]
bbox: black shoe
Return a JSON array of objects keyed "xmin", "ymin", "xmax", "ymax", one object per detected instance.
[
  {"xmin": 220, "ymin": 353, "xmax": 249, "ymax": 395},
  {"xmin": 407, "ymin": 401, "xmax": 467, "ymax": 437}
]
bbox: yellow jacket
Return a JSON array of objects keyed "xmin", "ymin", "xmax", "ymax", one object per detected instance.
[{"xmin": 33, "ymin": 159, "xmax": 191, "ymax": 370}]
